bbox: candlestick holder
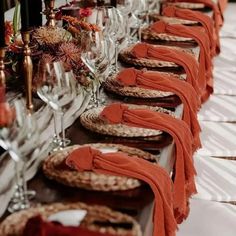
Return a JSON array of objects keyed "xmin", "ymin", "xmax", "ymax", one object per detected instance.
[
  {"xmin": 21, "ymin": 31, "xmax": 34, "ymax": 112},
  {"xmin": 45, "ymin": 0, "xmax": 56, "ymax": 27},
  {"xmin": 0, "ymin": 47, "xmax": 6, "ymax": 86}
]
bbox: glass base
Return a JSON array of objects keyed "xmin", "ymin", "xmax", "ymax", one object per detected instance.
[
  {"xmin": 7, "ymin": 197, "xmax": 30, "ymax": 213},
  {"xmin": 50, "ymin": 138, "xmax": 71, "ymax": 152}
]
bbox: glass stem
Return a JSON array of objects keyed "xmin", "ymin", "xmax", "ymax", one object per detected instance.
[
  {"xmin": 59, "ymin": 111, "xmax": 66, "ymax": 148},
  {"xmin": 21, "ymin": 162, "xmax": 29, "ymax": 205},
  {"xmin": 115, "ymin": 42, "xmax": 119, "ymax": 73},
  {"xmin": 14, "ymin": 161, "xmax": 23, "ymax": 199},
  {"xmin": 53, "ymin": 110, "xmax": 60, "ymax": 143}
]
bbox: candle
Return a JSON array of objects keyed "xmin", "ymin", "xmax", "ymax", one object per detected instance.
[
  {"xmin": 111, "ymin": 0, "xmax": 117, "ymax": 7},
  {"xmin": 29, "ymin": 0, "xmax": 42, "ymax": 28},
  {"xmin": 0, "ymin": 0, "xmax": 5, "ymax": 47},
  {"xmin": 21, "ymin": 0, "xmax": 30, "ymax": 31}
]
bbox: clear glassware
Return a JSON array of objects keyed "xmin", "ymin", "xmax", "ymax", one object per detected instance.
[
  {"xmin": 36, "ymin": 61, "xmax": 76, "ymax": 149},
  {"xmin": 0, "ymin": 98, "xmax": 39, "ymax": 212},
  {"xmin": 81, "ymin": 31, "xmax": 107, "ymax": 108}
]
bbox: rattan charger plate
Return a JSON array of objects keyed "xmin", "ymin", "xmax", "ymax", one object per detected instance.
[
  {"xmin": 104, "ymin": 74, "xmax": 174, "ymax": 98},
  {"xmin": 119, "ymin": 45, "xmax": 196, "ymax": 68},
  {"xmin": 141, "ymin": 27, "xmax": 194, "ymax": 42},
  {"xmin": 0, "ymin": 202, "xmax": 142, "ymax": 236},
  {"xmin": 43, "ymin": 143, "xmax": 159, "ymax": 191},
  {"xmin": 80, "ymin": 104, "xmax": 175, "ymax": 138},
  {"xmin": 149, "ymin": 14, "xmax": 198, "ymax": 25},
  {"xmin": 119, "ymin": 46, "xmax": 178, "ymax": 68},
  {"xmin": 164, "ymin": 2, "xmax": 205, "ymax": 9}
]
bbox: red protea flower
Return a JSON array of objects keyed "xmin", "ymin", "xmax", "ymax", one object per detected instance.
[{"xmin": 79, "ymin": 7, "xmax": 92, "ymax": 18}]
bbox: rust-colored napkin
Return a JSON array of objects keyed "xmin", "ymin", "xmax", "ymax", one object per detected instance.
[
  {"xmin": 23, "ymin": 215, "xmax": 115, "ymax": 236},
  {"xmin": 116, "ymin": 68, "xmax": 201, "ymax": 149},
  {"xmin": 170, "ymin": 0, "xmax": 223, "ymax": 29},
  {"xmin": 149, "ymin": 21, "xmax": 213, "ymax": 102},
  {"xmin": 66, "ymin": 146, "xmax": 177, "ymax": 235},
  {"xmin": 130, "ymin": 43, "xmax": 201, "ymax": 98},
  {"xmin": 218, "ymin": 0, "xmax": 228, "ymax": 14},
  {"xmin": 162, "ymin": 6, "xmax": 220, "ymax": 55},
  {"xmin": 98, "ymin": 103, "xmax": 196, "ymax": 223}
]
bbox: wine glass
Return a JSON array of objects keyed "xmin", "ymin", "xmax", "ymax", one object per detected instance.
[
  {"xmin": 0, "ymin": 98, "xmax": 39, "ymax": 212},
  {"xmin": 36, "ymin": 61, "xmax": 76, "ymax": 149},
  {"xmin": 81, "ymin": 31, "xmax": 107, "ymax": 107}
]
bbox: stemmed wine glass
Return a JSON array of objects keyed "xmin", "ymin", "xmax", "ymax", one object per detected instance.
[
  {"xmin": 80, "ymin": 30, "xmax": 107, "ymax": 108},
  {"xmin": 36, "ymin": 61, "xmax": 76, "ymax": 149},
  {"xmin": 0, "ymin": 98, "xmax": 39, "ymax": 212}
]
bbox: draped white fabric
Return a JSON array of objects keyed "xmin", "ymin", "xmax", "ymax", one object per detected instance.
[{"xmin": 177, "ymin": 199, "xmax": 236, "ymax": 236}]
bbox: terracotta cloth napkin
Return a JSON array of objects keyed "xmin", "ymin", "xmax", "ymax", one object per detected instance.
[
  {"xmin": 66, "ymin": 146, "xmax": 177, "ymax": 236},
  {"xmin": 130, "ymin": 43, "xmax": 201, "ymax": 98},
  {"xmin": 116, "ymin": 68, "xmax": 201, "ymax": 149},
  {"xmin": 23, "ymin": 215, "xmax": 115, "ymax": 236},
  {"xmin": 96, "ymin": 103, "xmax": 196, "ymax": 223},
  {"xmin": 169, "ymin": 0, "xmax": 224, "ymax": 29},
  {"xmin": 149, "ymin": 21, "xmax": 213, "ymax": 103},
  {"xmin": 162, "ymin": 6, "xmax": 220, "ymax": 55}
]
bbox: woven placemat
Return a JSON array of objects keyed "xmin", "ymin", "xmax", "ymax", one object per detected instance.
[
  {"xmin": 119, "ymin": 45, "xmax": 178, "ymax": 68},
  {"xmin": 164, "ymin": 2, "xmax": 205, "ymax": 9},
  {"xmin": 0, "ymin": 202, "xmax": 142, "ymax": 236},
  {"xmin": 149, "ymin": 14, "xmax": 198, "ymax": 25},
  {"xmin": 43, "ymin": 143, "xmax": 159, "ymax": 191},
  {"xmin": 80, "ymin": 104, "xmax": 175, "ymax": 138},
  {"xmin": 141, "ymin": 27, "xmax": 194, "ymax": 42},
  {"xmin": 104, "ymin": 74, "xmax": 174, "ymax": 98},
  {"xmin": 119, "ymin": 44, "xmax": 196, "ymax": 68}
]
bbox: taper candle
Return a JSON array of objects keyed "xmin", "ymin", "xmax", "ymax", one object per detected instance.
[
  {"xmin": 21, "ymin": 0, "xmax": 30, "ymax": 31},
  {"xmin": 0, "ymin": 0, "xmax": 5, "ymax": 47}
]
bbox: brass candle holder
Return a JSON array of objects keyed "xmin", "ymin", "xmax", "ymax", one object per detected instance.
[
  {"xmin": 21, "ymin": 31, "xmax": 34, "ymax": 112},
  {"xmin": 45, "ymin": 0, "xmax": 56, "ymax": 27},
  {"xmin": 0, "ymin": 47, "xmax": 6, "ymax": 86}
]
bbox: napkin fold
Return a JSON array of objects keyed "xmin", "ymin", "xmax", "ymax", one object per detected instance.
[
  {"xmin": 162, "ymin": 6, "xmax": 220, "ymax": 55},
  {"xmin": 97, "ymin": 103, "xmax": 196, "ymax": 223},
  {"xmin": 23, "ymin": 215, "xmax": 114, "ymax": 236},
  {"xmin": 170, "ymin": 0, "xmax": 224, "ymax": 28},
  {"xmin": 116, "ymin": 68, "xmax": 201, "ymax": 148},
  {"xmin": 130, "ymin": 43, "xmax": 201, "ymax": 98},
  {"xmin": 66, "ymin": 146, "xmax": 177, "ymax": 235},
  {"xmin": 149, "ymin": 21, "xmax": 213, "ymax": 103}
]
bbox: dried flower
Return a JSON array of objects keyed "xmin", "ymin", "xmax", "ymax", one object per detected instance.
[
  {"xmin": 33, "ymin": 26, "xmax": 70, "ymax": 46},
  {"xmin": 79, "ymin": 7, "xmax": 93, "ymax": 18},
  {"xmin": 62, "ymin": 15, "xmax": 100, "ymax": 33},
  {"xmin": 5, "ymin": 21, "xmax": 14, "ymax": 46},
  {"xmin": 0, "ymin": 103, "xmax": 15, "ymax": 127},
  {"xmin": 56, "ymin": 42, "xmax": 81, "ymax": 67}
]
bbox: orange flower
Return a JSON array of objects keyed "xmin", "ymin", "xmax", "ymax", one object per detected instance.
[
  {"xmin": 0, "ymin": 103, "xmax": 15, "ymax": 127},
  {"xmin": 5, "ymin": 21, "xmax": 13, "ymax": 46}
]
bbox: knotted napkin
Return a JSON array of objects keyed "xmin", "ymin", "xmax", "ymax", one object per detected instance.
[
  {"xmin": 116, "ymin": 68, "xmax": 201, "ymax": 149},
  {"xmin": 169, "ymin": 0, "xmax": 224, "ymax": 28},
  {"xmin": 149, "ymin": 21, "xmax": 213, "ymax": 102},
  {"xmin": 84, "ymin": 103, "xmax": 197, "ymax": 223},
  {"xmin": 162, "ymin": 6, "xmax": 220, "ymax": 55},
  {"xmin": 23, "ymin": 215, "xmax": 115, "ymax": 236},
  {"xmin": 130, "ymin": 43, "xmax": 201, "ymax": 98},
  {"xmin": 66, "ymin": 146, "xmax": 177, "ymax": 235}
]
